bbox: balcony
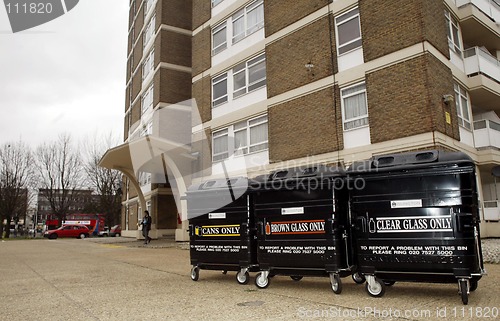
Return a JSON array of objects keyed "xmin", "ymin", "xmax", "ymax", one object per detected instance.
[
  {"xmin": 455, "ymin": 0, "xmax": 500, "ymax": 52},
  {"xmin": 456, "ymin": 0, "xmax": 500, "ymax": 21},
  {"xmin": 473, "ymin": 119, "xmax": 500, "ymax": 148},
  {"xmin": 464, "ymin": 47, "xmax": 500, "ymax": 111},
  {"xmin": 483, "ymin": 200, "xmax": 500, "ymax": 220}
]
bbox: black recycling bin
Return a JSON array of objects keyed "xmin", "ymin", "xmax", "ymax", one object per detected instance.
[
  {"xmin": 186, "ymin": 177, "xmax": 258, "ymax": 284},
  {"xmin": 348, "ymin": 150, "xmax": 485, "ymax": 304},
  {"xmin": 251, "ymin": 165, "xmax": 353, "ymax": 294}
]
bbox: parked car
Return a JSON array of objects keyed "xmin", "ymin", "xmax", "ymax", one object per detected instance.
[
  {"xmin": 98, "ymin": 225, "xmax": 121, "ymax": 237},
  {"xmin": 108, "ymin": 225, "xmax": 121, "ymax": 237},
  {"xmin": 44, "ymin": 224, "xmax": 90, "ymax": 240}
]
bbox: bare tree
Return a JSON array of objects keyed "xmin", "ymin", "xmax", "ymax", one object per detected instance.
[
  {"xmin": 0, "ymin": 141, "xmax": 34, "ymax": 238},
  {"xmin": 82, "ymin": 132, "xmax": 122, "ymax": 228},
  {"xmin": 34, "ymin": 134, "xmax": 84, "ymax": 227}
]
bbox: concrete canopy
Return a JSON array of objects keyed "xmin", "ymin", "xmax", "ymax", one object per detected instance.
[{"xmin": 98, "ymin": 135, "xmax": 196, "ymax": 220}]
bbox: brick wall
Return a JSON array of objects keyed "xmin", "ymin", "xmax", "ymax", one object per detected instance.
[
  {"xmin": 128, "ymin": 29, "xmax": 134, "ymax": 56},
  {"xmin": 132, "ymin": 34, "xmax": 144, "ymax": 71},
  {"xmin": 134, "ymin": 5, "xmax": 144, "ymax": 42},
  {"xmin": 266, "ymin": 16, "xmax": 336, "ymax": 98},
  {"xmin": 264, "ymin": 0, "xmax": 329, "ymax": 37},
  {"xmin": 154, "ymin": 69, "xmax": 192, "ymax": 106},
  {"xmin": 123, "ymin": 113, "xmax": 129, "ymax": 140},
  {"xmin": 157, "ymin": 0, "xmax": 192, "ymax": 30},
  {"xmin": 192, "ymin": 76, "xmax": 212, "ymax": 124},
  {"xmin": 360, "ymin": 0, "xmax": 450, "ymax": 62},
  {"xmin": 155, "ymin": 29, "xmax": 192, "ymax": 68},
  {"xmin": 192, "ymin": 27, "xmax": 211, "ymax": 76},
  {"xmin": 131, "ymin": 99, "xmax": 141, "ymax": 126},
  {"xmin": 268, "ymin": 87, "xmax": 342, "ymax": 162},
  {"xmin": 131, "ymin": 69, "xmax": 143, "ymax": 104},
  {"xmin": 421, "ymin": 0, "xmax": 450, "ymax": 59},
  {"xmin": 193, "ymin": 0, "xmax": 211, "ymax": 30},
  {"xmin": 367, "ymin": 54, "xmax": 458, "ymax": 144},
  {"xmin": 128, "ymin": 0, "xmax": 136, "ymax": 29}
]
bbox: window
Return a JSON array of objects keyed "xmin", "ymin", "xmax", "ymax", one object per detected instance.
[
  {"xmin": 212, "ymin": 73, "xmax": 228, "ymax": 107},
  {"xmin": 233, "ymin": 53, "xmax": 266, "ymax": 98},
  {"xmin": 454, "ymin": 83, "xmax": 471, "ymax": 130},
  {"xmin": 212, "ymin": 54, "xmax": 267, "ymax": 107},
  {"xmin": 212, "ymin": 22, "xmax": 227, "ymax": 55},
  {"xmin": 445, "ymin": 10, "xmax": 461, "ymax": 55},
  {"xmin": 144, "ymin": 0, "xmax": 155, "ymax": 17},
  {"xmin": 142, "ymin": 48, "xmax": 154, "ymax": 81},
  {"xmin": 335, "ymin": 8, "xmax": 362, "ymax": 55},
  {"xmin": 213, "ymin": 129, "xmax": 229, "ymax": 161},
  {"xmin": 141, "ymin": 84, "xmax": 154, "ymax": 114},
  {"xmin": 143, "ymin": 14, "xmax": 156, "ymax": 50},
  {"xmin": 139, "ymin": 172, "xmax": 151, "ymax": 186},
  {"xmin": 212, "ymin": 0, "xmax": 223, "ymax": 8},
  {"xmin": 232, "ymin": 0, "xmax": 264, "ymax": 43},
  {"xmin": 140, "ymin": 121, "xmax": 153, "ymax": 137},
  {"xmin": 341, "ymin": 82, "xmax": 368, "ymax": 130},
  {"xmin": 211, "ymin": 0, "xmax": 264, "ymax": 55},
  {"xmin": 212, "ymin": 115, "xmax": 268, "ymax": 162},
  {"xmin": 248, "ymin": 115, "xmax": 268, "ymax": 153}
]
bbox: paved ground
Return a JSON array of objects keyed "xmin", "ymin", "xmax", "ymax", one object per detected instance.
[{"xmin": 0, "ymin": 237, "xmax": 498, "ymax": 321}]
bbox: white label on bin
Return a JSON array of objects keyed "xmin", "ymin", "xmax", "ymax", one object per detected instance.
[
  {"xmin": 373, "ymin": 215, "xmax": 452, "ymax": 233},
  {"xmin": 209, "ymin": 213, "xmax": 226, "ymax": 219},
  {"xmin": 390, "ymin": 199, "xmax": 422, "ymax": 209},
  {"xmin": 281, "ymin": 207, "xmax": 304, "ymax": 215}
]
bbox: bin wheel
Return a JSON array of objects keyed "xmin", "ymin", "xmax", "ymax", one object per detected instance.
[
  {"xmin": 236, "ymin": 271, "xmax": 249, "ymax": 285},
  {"xmin": 290, "ymin": 275, "xmax": 303, "ymax": 282},
  {"xmin": 459, "ymin": 279, "xmax": 469, "ymax": 305},
  {"xmin": 222, "ymin": 270, "xmax": 227, "ymax": 275},
  {"xmin": 383, "ymin": 280, "xmax": 396, "ymax": 286},
  {"xmin": 366, "ymin": 277, "xmax": 385, "ymax": 297},
  {"xmin": 330, "ymin": 273, "xmax": 342, "ymax": 295},
  {"xmin": 470, "ymin": 279, "xmax": 478, "ymax": 292},
  {"xmin": 190, "ymin": 266, "xmax": 199, "ymax": 281},
  {"xmin": 255, "ymin": 272, "xmax": 270, "ymax": 289},
  {"xmin": 352, "ymin": 272, "xmax": 365, "ymax": 284}
]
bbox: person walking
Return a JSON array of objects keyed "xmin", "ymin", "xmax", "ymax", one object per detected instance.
[{"xmin": 141, "ymin": 211, "xmax": 152, "ymax": 244}]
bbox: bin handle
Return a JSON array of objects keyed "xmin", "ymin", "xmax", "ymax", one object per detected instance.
[
  {"xmin": 355, "ymin": 216, "xmax": 366, "ymax": 233},
  {"xmin": 256, "ymin": 221, "xmax": 264, "ymax": 237}
]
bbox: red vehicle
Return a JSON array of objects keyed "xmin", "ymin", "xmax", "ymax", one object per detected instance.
[
  {"xmin": 44, "ymin": 214, "xmax": 106, "ymax": 236},
  {"xmin": 44, "ymin": 224, "xmax": 90, "ymax": 239},
  {"xmin": 99, "ymin": 225, "xmax": 122, "ymax": 237}
]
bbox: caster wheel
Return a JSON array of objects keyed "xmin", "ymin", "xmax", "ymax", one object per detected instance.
[
  {"xmin": 255, "ymin": 272, "xmax": 270, "ymax": 289},
  {"xmin": 222, "ymin": 270, "xmax": 227, "ymax": 275},
  {"xmin": 459, "ymin": 279, "xmax": 469, "ymax": 305},
  {"xmin": 290, "ymin": 275, "xmax": 303, "ymax": 282},
  {"xmin": 470, "ymin": 279, "xmax": 478, "ymax": 292},
  {"xmin": 236, "ymin": 270, "xmax": 249, "ymax": 285},
  {"xmin": 352, "ymin": 272, "xmax": 365, "ymax": 284},
  {"xmin": 330, "ymin": 273, "xmax": 342, "ymax": 294},
  {"xmin": 190, "ymin": 266, "xmax": 199, "ymax": 281},
  {"xmin": 366, "ymin": 277, "xmax": 385, "ymax": 297},
  {"xmin": 383, "ymin": 280, "xmax": 396, "ymax": 286}
]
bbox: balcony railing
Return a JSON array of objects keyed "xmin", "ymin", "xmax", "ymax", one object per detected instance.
[
  {"xmin": 464, "ymin": 46, "xmax": 500, "ymax": 83},
  {"xmin": 473, "ymin": 119, "xmax": 500, "ymax": 148},
  {"xmin": 483, "ymin": 200, "xmax": 500, "ymax": 221},
  {"xmin": 456, "ymin": 0, "xmax": 500, "ymax": 22}
]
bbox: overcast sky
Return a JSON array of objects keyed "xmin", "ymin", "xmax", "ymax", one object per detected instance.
[{"xmin": 0, "ymin": 1, "xmax": 128, "ymax": 148}]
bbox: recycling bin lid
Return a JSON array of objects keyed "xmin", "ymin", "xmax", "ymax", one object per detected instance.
[
  {"xmin": 348, "ymin": 150, "xmax": 473, "ymax": 173},
  {"xmin": 250, "ymin": 164, "xmax": 345, "ymax": 190}
]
